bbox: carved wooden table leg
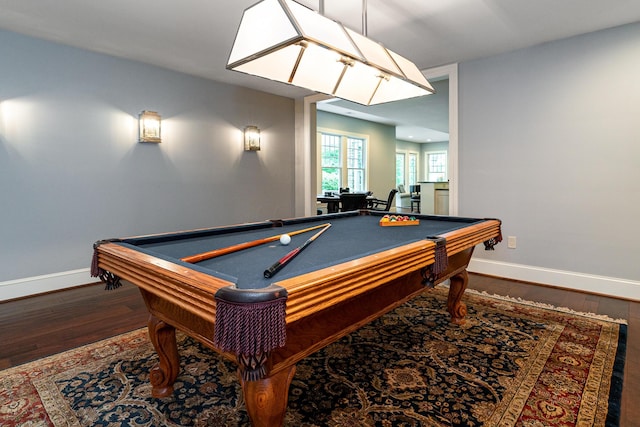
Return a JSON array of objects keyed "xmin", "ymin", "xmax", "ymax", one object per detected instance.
[
  {"xmin": 147, "ymin": 314, "xmax": 180, "ymax": 397},
  {"xmin": 447, "ymin": 269, "xmax": 469, "ymax": 324},
  {"xmin": 241, "ymin": 365, "xmax": 296, "ymax": 427}
]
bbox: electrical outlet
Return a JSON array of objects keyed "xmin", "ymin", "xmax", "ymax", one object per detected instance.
[{"xmin": 507, "ymin": 236, "xmax": 517, "ymax": 249}]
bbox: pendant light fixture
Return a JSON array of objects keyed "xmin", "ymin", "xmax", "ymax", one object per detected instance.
[{"xmin": 226, "ymin": 0, "xmax": 435, "ymax": 105}]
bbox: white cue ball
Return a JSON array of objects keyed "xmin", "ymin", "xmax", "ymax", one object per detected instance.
[{"xmin": 280, "ymin": 234, "xmax": 291, "ymax": 245}]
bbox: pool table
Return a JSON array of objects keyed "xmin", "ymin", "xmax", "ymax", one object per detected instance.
[{"xmin": 92, "ymin": 210, "xmax": 501, "ymax": 427}]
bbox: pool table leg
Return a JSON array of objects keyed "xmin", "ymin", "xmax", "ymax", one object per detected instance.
[
  {"xmin": 147, "ymin": 314, "xmax": 180, "ymax": 398},
  {"xmin": 447, "ymin": 269, "xmax": 469, "ymax": 324},
  {"xmin": 241, "ymin": 365, "xmax": 296, "ymax": 427}
]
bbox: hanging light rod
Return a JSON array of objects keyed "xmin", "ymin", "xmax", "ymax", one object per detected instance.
[
  {"xmin": 226, "ymin": 0, "xmax": 435, "ymax": 106},
  {"xmin": 320, "ymin": 0, "xmax": 366, "ymax": 34},
  {"xmin": 361, "ymin": 0, "xmax": 367, "ymax": 36}
]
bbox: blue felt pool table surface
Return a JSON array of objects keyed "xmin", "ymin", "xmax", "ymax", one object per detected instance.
[{"xmin": 115, "ymin": 211, "xmax": 485, "ymax": 289}]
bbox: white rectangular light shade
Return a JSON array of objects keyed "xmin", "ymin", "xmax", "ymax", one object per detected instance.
[
  {"xmin": 387, "ymin": 50, "xmax": 433, "ymax": 89},
  {"xmin": 290, "ymin": 43, "xmax": 349, "ymax": 94},
  {"xmin": 333, "ymin": 61, "xmax": 388, "ymax": 105},
  {"xmin": 233, "ymin": 44, "xmax": 305, "ymax": 83},
  {"xmin": 227, "ymin": 0, "xmax": 300, "ymax": 66},
  {"xmin": 370, "ymin": 74, "xmax": 432, "ymax": 105},
  {"xmin": 233, "ymin": 42, "xmax": 349, "ymax": 95},
  {"xmin": 344, "ymin": 28, "xmax": 401, "ymax": 76},
  {"xmin": 227, "ymin": 0, "xmax": 435, "ymax": 105},
  {"xmin": 285, "ymin": 0, "xmax": 363, "ymax": 59}
]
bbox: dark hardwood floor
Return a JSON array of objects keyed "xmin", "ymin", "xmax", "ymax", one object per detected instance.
[{"xmin": 1, "ymin": 274, "xmax": 637, "ymax": 426}]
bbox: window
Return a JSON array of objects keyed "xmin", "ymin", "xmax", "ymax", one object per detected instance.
[
  {"xmin": 395, "ymin": 150, "xmax": 419, "ymax": 190},
  {"xmin": 320, "ymin": 131, "xmax": 367, "ymax": 192},
  {"xmin": 426, "ymin": 151, "xmax": 447, "ymax": 182},
  {"xmin": 320, "ymin": 134, "xmax": 341, "ymax": 192},
  {"xmin": 346, "ymin": 137, "xmax": 365, "ymax": 191},
  {"xmin": 408, "ymin": 153, "xmax": 418, "ymax": 186},
  {"xmin": 395, "ymin": 153, "xmax": 405, "ymax": 188}
]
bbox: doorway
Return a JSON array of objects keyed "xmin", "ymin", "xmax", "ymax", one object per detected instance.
[{"xmin": 295, "ymin": 63, "xmax": 458, "ymax": 217}]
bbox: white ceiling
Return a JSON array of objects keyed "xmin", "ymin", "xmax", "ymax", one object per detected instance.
[{"xmin": 1, "ymin": 0, "xmax": 639, "ymax": 142}]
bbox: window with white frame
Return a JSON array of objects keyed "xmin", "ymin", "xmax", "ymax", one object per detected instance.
[
  {"xmin": 426, "ymin": 151, "xmax": 447, "ymax": 182},
  {"xmin": 346, "ymin": 137, "xmax": 365, "ymax": 191},
  {"xmin": 408, "ymin": 152, "xmax": 418, "ymax": 186},
  {"xmin": 395, "ymin": 153, "xmax": 405, "ymax": 189},
  {"xmin": 320, "ymin": 131, "xmax": 368, "ymax": 192},
  {"xmin": 395, "ymin": 150, "xmax": 419, "ymax": 190}
]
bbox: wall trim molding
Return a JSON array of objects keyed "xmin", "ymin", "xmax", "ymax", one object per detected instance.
[
  {"xmin": 469, "ymin": 258, "xmax": 640, "ymax": 301},
  {"xmin": 2, "ymin": 261, "xmax": 638, "ymax": 302},
  {"xmin": 0, "ymin": 268, "xmax": 95, "ymax": 302},
  {"xmin": 422, "ymin": 63, "xmax": 459, "ymax": 215}
]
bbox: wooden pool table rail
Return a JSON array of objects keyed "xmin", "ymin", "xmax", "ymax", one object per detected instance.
[{"xmin": 97, "ymin": 242, "xmax": 223, "ymax": 323}]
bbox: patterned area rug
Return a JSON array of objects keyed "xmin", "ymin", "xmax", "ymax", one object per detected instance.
[{"xmin": 1, "ymin": 287, "xmax": 626, "ymax": 427}]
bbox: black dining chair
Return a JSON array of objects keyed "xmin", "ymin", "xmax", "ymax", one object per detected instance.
[
  {"xmin": 339, "ymin": 193, "xmax": 368, "ymax": 211},
  {"xmin": 409, "ymin": 185, "xmax": 421, "ymax": 213},
  {"xmin": 369, "ymin": 189, "xmax": 398, "ymax": 212}
]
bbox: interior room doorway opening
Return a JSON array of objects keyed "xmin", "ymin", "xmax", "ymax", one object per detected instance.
[{"xmin": 295, "ymin": 64, "xmax": 458, "ymax": 218}]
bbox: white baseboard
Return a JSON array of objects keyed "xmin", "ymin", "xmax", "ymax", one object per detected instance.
[
  {"xmin": 2, "ymin": 261, "xmax": 639, "ymax": 302},
  {"xmin": 0, "ymin": 269, "xmax": 95, "ymax": 302},
  {"xmin": 469, "ymin": 258, "xmax": 640, "ymax": 301}
]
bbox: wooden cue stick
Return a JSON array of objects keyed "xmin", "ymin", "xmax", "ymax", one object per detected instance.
[
  {"xmin": 263, "ymin": 223, "xmax": 332, "ymax": 279},
  {"xmin": 180, "ymin": 223, "xmax": 330, "ymax": 264}
]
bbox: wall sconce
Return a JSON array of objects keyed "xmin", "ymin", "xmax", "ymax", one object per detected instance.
[
  {"xmin": 244, "ymin": 125, "xmax": 261, "ymax": 151},
  {"xmin": 139, "ymin": 110, "xmax": 162, "ymax": 143}
]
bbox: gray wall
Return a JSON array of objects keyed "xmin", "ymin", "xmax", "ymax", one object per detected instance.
[
  {"xmin": 0, "ymin": 31, "xmax": 295, "ymax": 284},
  {"xmin": 2, "ymin": 22, "xmax": 639, "ymax": 299},
  {"xmin": 459, "ymin": 22, "xmax": 640, "ymax": 283}
]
